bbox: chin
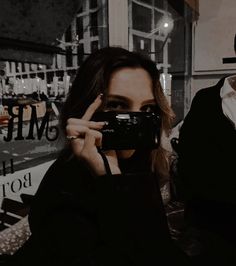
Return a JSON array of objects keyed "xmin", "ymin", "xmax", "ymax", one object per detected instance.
[{"xmin": 116, "ymin": 150, "xmax": 135, "ymax": 159}]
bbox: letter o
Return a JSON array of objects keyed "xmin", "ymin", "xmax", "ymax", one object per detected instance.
[{"xmin": 11, "ymin": 179, "xmax": 22, "ymax": 193}]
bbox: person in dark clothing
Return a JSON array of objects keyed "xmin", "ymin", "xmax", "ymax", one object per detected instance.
[
  {"xmin": 177, "ymin": 36, "xmax": 236, "ymax": 265},
  {"xmin": 7, "ymin": 47, "xmax": 190, "ymax": 266}
]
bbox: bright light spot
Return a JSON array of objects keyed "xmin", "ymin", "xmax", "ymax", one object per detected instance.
[
  {"xmin": 164, "ymin": 22, "xmax": 169, "ymax": 28},
  {"xmin": 140, "ymin": 39, "xmax": 145, "ymax": 50},
  {"xmin": 147, "ymin": 14, "xmax": 174, "ymax": 37}
]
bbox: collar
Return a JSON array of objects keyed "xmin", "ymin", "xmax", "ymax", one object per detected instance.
[{"xmin": 220, "ymin": 76, "xmax": 236, "ymax": 98}]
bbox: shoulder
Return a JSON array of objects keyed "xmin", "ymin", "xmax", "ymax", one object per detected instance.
[
  {"xmin": 186, "ymin": 78, "xmax": 225, "ymax": 116},
  {"xmin": 35, "ymin": 149, "xmax": 90, "ymax": 195},
  {"xmin": 192, "ymin": 78, "xmax": 224, "ymax": 104},
  {"xmin": 192, "ymin": 86, "xmax": 218, "ymax": 104},
  {"xmin": 179, "ymin": 78, "xmax": 225, "ymax": 136}
]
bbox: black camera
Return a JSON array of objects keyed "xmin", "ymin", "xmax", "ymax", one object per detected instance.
[{"xmin": 92, "ymin": 111, "xmax": 161, "ymax": 150}]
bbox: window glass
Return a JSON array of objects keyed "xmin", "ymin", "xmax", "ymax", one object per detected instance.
[
  {"xmin": 133, "ymin": 35, "xmax": 151, "ymax": 58},
  {"xmin": 132, "ymin": 2, "xmax": 152, "ymax": 32}
]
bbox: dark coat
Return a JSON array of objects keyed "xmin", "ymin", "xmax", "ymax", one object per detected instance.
[
  {"xmin": 8, "ymin": 149, "xmax": 190, "ymax": 266},
  {"xmin": 177, "ymin": 78, "xmax": 236, "ymax": 263}
]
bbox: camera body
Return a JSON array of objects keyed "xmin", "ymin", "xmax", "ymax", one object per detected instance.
[{"xmin": 92, "ymin": 111, "xmax": 161, "ymax": 150}]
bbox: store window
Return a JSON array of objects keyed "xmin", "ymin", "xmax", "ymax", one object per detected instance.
[
  {"xmin": 129, "ymin": 0, "xmax": 172, "ymax": 72},
  {"xmin": 72, "ymin": 0, "xmax": 108, "ymax": 60},
  {"xmin": 0, "ymin": 0, "xmax": 109, "ymax": 203}
]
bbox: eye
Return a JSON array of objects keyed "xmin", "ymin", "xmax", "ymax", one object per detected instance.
[
  {"xmin": 141, "ymin": 104, "xmax": 159, "ymax": 113},
  {"xmin": 105, "ymin": 100, "xmax": 129, "ymax": 111}
]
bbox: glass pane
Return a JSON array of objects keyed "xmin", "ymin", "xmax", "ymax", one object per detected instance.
[
  {"xmin": 139, "ymin": 0, "xmax": 152, "ymax": 5},
  {"xmin": 77, "ymin": 44, "xmax": 84, "ymax": 65},
  {"xmin": 91, "ymin": 40, "xmax": 99, "ymax": 53},
  {"xmin": 90, "ymin": 0, "xmax": 98, "ymax": 9},
  {"xmin": 154, "ymin": 10, "xmax": 163, "ymax": 32},
  {"xmin": 65, "ymin": 25, "xmax": 72, "ymax": 42},
  {"xmin": 132, "ymin": 2, "xmax": 152, "ymax": 32},
  {"xmin": 90, "ymin": 11, "xmax": 98, "ymax": 37},
  {"xmin": 133, "ymin": 35, "xmax": 151, "ymax": 57},
  {"xmin": 75, "ymin": 0, "xmax": 108, "ymax": 54},
  {"xmin": 66, "ymin": 47, "xmax": 73, "ymax": 67},
  {"xmin": 154, "ymin": 0, "xmax": 164, "ymax": 9},
  {"xmin": 155, "ymin": 40, "xmax": 163, "ymax": 63},
  {"xmin": 76, "ymin": 17, "xmax": 84, "ymax": 39},
  {"xmin": 21, "ymin": 63, "xmax": 25, "ymax": 73}
]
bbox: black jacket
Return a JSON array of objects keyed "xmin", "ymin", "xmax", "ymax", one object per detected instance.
[
  {"xmin": 177, "ymin": 78, "xmax": 236, "ymax": 263},
  {"xmin": 8, "ymin": 149, "xmax": 190, "ymax": 266},
  {"xmin": 178, "ymin": 77, "xmax": 236, "ymax": 203}
]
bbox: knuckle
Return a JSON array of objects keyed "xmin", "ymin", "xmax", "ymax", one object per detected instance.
[
  {"xmin": 66, "ymin": 125, "xmax": 72, "ymax": 134},
  {"xmin": 67, "ymin": 118, "xmax": 74, "ymax": 124},
  {"xmin": 97, "ymin": 131, "xmax": 103, "ymax": 138}
]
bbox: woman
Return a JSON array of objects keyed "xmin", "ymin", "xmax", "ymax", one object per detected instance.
[{"xmin": 9, "ymin": 47, "xmax": 190, "ymax": 266}]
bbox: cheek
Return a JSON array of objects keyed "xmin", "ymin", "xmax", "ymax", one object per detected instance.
[{"xmin": 116, "ymin": 150, "xmax": 135, "ymax": 159}]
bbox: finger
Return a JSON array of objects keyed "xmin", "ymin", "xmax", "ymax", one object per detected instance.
[
  {"xmin": 83, "ymin": 129, "xmax": 102, "ymax": 149},
  {"xmin": 66, "ymin": 123, "xmax": 102, "ymax": 145},
  {"xmin": 88, "ymin": 129, "xmax": 103, "ymax": 147},
  {"xmin": 66, "ymin": 124, "xmax": 88, "ymax": 138},
  {"xmin": 80, "ymin": 130, "xmax": 103, "ymax": 159},
  {"xmin": 69, "ymin": 137, "xmax": 84, "ymax": 156},
  {"xmin": 82, "ymin": 94, "xmax": 103, "ymax": 121},
  {"xmin": 69, "ymin": 129, "xmax": 102, "ymax": 158},
  {"xmin": 67, "ymin": 118, "xmax": 105, "ymax": 130}
]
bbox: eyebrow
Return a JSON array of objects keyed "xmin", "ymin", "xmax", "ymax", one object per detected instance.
[
  {"xmin": 107, "ymin": 95, "xmax": 129, "ymax": 101},
  {"xmin": 142, "ymin": 99, "xmax": 156, "ymax": 105},
  {"xmin": 107, "ymin": 94, "xmax": 156, "ymax": 105}
]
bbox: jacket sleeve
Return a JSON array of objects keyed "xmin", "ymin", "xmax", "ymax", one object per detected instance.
[
  {"xmin": 177, "ymin": 91, "xmax": 208, "ymax": 198},
  {"xmin": 24, "ymin": 161, "xmax": 189, "ymax": 266},
  {"xmin": 177, "ymin": 89, "xmax": 224, "ymax": 201}
]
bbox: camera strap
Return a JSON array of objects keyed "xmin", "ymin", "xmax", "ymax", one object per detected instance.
[{"xmin": 97, "ymin": 148, "xmax": 112, "ymax": 176}]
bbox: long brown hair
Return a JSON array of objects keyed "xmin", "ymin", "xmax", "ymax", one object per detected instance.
[{"xmin": 60, "ymin": 46, "xmax": 175, "ymax": 183}]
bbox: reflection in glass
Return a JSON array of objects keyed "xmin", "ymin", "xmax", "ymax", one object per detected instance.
[
  {"xmin": 133, "ymin": 36, "xmax": 151, "ymax": 58},
  {"xmin": 132, "ymin": 2, "xmax": 152, "ymax": 32},
  {"xmin": 90, "ymin": 11, "xmax": 98, "ymax": 37},
  {"xmin": 155, "ymin": 40, "xmax": 164, "ymax": 63},
  {"xmin": 139, "ymin": 0, "xmax": 152, "ymax": 5}
]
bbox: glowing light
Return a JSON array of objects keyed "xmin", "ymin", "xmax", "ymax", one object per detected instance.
[
  {"xmin": 164, "ymin": 22, "xmax": 169, "ymax": 28},
  {"xmin": 147, "ymin": 14, "xmax": 174, "ymax": 37}
]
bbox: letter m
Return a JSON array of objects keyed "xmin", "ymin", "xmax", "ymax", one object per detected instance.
[{"xmin": 26, "ymin": 105, "xmax": 50, "ymax": 140}]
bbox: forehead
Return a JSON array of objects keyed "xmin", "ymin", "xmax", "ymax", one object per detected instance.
[{"xmin": 108, "ymin": 67, "xmax": 154, "ymax": 99}]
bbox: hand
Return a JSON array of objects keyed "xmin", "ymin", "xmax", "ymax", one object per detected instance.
[{"xmin": 66, "ymin": 95, "xmax": 121, "ymax": 177}]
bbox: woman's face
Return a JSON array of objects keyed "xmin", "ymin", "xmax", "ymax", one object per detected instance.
[{"xmin": 106, "ymin": 67, "xmax": 157, "ymax": 159}]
